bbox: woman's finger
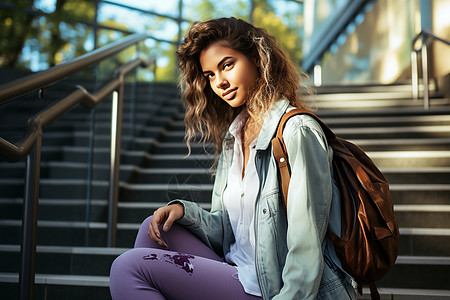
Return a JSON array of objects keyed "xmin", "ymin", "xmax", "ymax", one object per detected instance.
[
  {"xmin": 163, "ymin": 204, "xmax": 184, "ymax": 232},
  {"xmin": 148, "ymin": 209, "xmax": 169, "ymax": 248}
]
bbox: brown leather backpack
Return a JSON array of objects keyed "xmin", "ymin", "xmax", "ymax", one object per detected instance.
[{"xmin": 272, "ymin": 109, "xmax": 399, "ymax": 300}]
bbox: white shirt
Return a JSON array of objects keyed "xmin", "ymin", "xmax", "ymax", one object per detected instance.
[{"xmin": 223, "ymin": 111, "xmax": 262, "ymax": 297}]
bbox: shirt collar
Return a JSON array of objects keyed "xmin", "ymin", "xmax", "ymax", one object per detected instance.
[
  {"xmin": 224, "ymin": 99, "xmax": 290, "ymax": 150},
  {"xmin": 228, "ymin": 109, "xmax": 249, "ymax": 141}
]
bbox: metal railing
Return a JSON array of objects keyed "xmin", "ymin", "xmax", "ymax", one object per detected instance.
[
  {"xmin": 301, "ymin": 0, "xmax": 371, "ymax": 75},
  {"xmin": 411, "ymin": 30, "xmax": 450, "ymax": 109},
  {"xmin": 0, "ymin": 33, "xmax": 151, "ymax": 300}
]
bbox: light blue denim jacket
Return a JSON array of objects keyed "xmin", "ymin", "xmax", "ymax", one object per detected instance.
[{"xmin": 174, "ymin": 99, "xmax": 356, "ymax": 299}]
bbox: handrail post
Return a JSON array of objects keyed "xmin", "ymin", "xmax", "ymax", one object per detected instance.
[
  {"xmin": 411, "ymin": 30, "xmax": 450, "ymax": 109},
  {"xmin": 313, "ymin": 63, "xmax": 322, "ymax": 87},
  {"xmin": 107, "ymin": 88, "xmax": 123, "ymax": 247},
  {"xmin": 18, "ymin": 132, "xmax": 42, "ymax": 300},
  {"xmin": 411, "ymin": 50, "xmax": 419, "ymax": 101},
  {"xmin": 421, "ymin": 42, "xmax": 430, "ymax": 109}
]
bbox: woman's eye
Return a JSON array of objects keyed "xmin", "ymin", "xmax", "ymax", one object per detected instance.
[
  {"xmin": 206, "ymin": 73, "xmax": 215, "ymax": 80},
  {"xmin": 223, "ymin": 62, "xmax": 233, "ymax": 70}
]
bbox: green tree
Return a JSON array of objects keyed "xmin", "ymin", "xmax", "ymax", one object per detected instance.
[
  {"xmin": 155, "ymin": 43, "xmax": 178, "ymax": 82},
  {"xmin": 184, "ymin": 0, "xmax": 304, "ymax": 62},
  {"xmin": 252, "ymin": 0, "xmax": 303, "ymax": 62},
  {"xmin": 46, "ymin": 0, "xmax": 96, "ymax": 66},
  {"xmin": 0, "ymin": 0, "xmax": 36, "ymax": 68}
]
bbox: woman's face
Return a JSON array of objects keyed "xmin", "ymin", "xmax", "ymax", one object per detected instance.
[{"xmin": 199, "ymin": 42, "xmax": 259, "ymax": 108}]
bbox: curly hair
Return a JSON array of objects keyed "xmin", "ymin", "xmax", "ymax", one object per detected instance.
[{"xmin": 177, "ymin": 17, "xmax": 312, "ymax": 158}]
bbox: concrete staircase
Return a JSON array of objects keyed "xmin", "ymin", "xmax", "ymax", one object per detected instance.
[{"xmin": 1, "ymin": 82, "xmax": 450, "ymax": 299}]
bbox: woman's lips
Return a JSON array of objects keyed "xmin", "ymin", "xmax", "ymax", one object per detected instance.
[{"xmin": 222, "ymin": 88, "xmax": 237, "ymax": 100}]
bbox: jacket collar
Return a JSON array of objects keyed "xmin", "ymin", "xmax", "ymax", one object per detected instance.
[
  {"xmin": 256, "ymin": 99, "xmax": 289, "ymax": 150},
  {"xmin": 223, "ymin": 99, "xmax": 290, "ymax": 151}
]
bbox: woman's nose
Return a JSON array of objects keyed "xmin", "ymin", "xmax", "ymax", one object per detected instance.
[{"xmin": 215, "ymin": 75, "xmax": 229, "ymax": 89}]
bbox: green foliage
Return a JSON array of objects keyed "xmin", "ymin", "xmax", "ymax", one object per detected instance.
[
  {"xmin": 252, "ymin": 0, "xmax": 303, "ymax": 62},
  {"xmin": 0, "ymin": 0, "xmax": 36, "ymax": 68},
  {"xmin": 155, "ymin": 43, "xmax": 178, "ymax": 82},
  {"xmin": 0, "ymin": 0, "xmax": 304, "ymax": 82},
  {"xmin": 253, "ymin": 8, "xmax": 302, "ymax": 62}
]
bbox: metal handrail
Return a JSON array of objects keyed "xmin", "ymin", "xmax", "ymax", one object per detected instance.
[
  {"xmin": 0, "ymin": 32, "xmax": 148, "ymax": 105},
  {"xmin": 301, "ymin": 0, "xmax": 370, "ymax": 74},
  {"xmin": 0, "ymin": 34, "xmax": 151, "ymax": 300},
  {"xmin": 411, "ymin": 29, "xmax": 450, "ymax": 109}
]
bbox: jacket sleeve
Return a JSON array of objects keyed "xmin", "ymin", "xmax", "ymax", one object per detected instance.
[
  {"xmin": 170, "ymin": 199, "xmax": 225, "ymax": 255},
  {"xmin": 168, "ymin": 151, "xmax": 228, "ymax": 255},
  {"xmin": 273, "ymin": 116, "xmax": 333, "ymax": 300}
]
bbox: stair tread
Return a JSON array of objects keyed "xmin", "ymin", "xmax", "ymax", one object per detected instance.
[{"xmin": 0, "ymin": 272, "xmax": 109, "ymax": 286}]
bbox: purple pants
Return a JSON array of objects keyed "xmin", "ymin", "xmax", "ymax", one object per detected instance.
[{"xmin": 109, "ymin": 216, "xmax": 262, "ymax": 300}]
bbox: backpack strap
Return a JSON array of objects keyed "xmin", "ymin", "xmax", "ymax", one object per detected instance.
[
  {"xmin": 272, "ymin": 108, "xmax": 334, "ymax": 206},
  {"xmin": 369, "ymin": 282, "xmax": 381, "ymax": 300}
]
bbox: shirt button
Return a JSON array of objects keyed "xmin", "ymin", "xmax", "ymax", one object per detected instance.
[{"xmin": 263, "ymin": 208, "xmax": 267, "ymax": 214}]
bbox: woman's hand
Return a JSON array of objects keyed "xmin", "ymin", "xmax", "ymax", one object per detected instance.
[{"xmin": 148, "ymin": 204, "xmax": 184, "ymax": 249}]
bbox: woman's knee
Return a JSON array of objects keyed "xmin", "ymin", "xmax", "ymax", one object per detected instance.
[
  {"xmin": 140, "ymin": 215, "xmax": 153, "ymax": 231},
  {"xmin": 111, "ymin": 249, "xmax": 140, "ymax": 277}
]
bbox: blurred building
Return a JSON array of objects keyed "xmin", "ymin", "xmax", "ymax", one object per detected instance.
[{"xmin": 302, "ymin": 0, "xmax": 450, "ymax": 87}]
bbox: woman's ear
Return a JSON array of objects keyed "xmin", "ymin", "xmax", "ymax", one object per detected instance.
[
  {"xmin": 252, "ymin": 56, "xmax": 259, "ymax": 68},
  {"xmin": 251, "ymin": 49, "xmax": 260, "ymax": 67}
]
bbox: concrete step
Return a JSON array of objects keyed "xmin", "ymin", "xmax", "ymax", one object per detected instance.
[
  {"xmin": 56, "ymin": 106, "xmax": 180, "ymax": 123},
  {"xmin": 37, "ymin": 143, "xmax": 210, "ymax": 164},
  {"xmin": 0, "ymin": 244, "xmax": 448, "ymax": 292},
  {"xmin": 34, "ymin": 149, "xmax": 450, "ymax": 170},
  {"xmin": 0, "ymin": 273, "xmax": 111, "ymax": 300},
  {"xmin": 0, "ymin": 160, "xmax": 215, "ymax": 185},
  {"xmin": 157, "ymin": 125, "xmax": 450, "ymax": 143},
  {"xmin": 355, "ymin": 138, "xmax": 450, "ymax": 151},
  {"xmin": 0, "ymin": 220, "xmax": 139, "ymax": 247},
  {"xmin": 40, "ymin": 116, "xmax": 177, "ymax": 134},
  {"xmin": 390, "ymin": 184, "xmax": 450, "ymax": 205},
  {"xmin": 0, "ymin": 216, "xmax": 449, "ymax": 254},
  {"xmin": 37, "ymin": 131, "xmax": 163, "ymax": 148},
  {"xmin": 394, "ymin": 205, "xmax": 450, "ymax": 228},
  {"xmin": 382, "ymin": 168, "xmax": 450, "ymax": 184},
  {"xmin": 369, "ymin": 151, "xmax": 450, "ymax": 168},
  {"xmin": 0, "ymin": 176, "xmax": 448, "ymax": 204},
  {"xmin": 377, "ymin": 256, "xmax": 450, "ymax": 291},
  {"xmin": 3, "ymin": 196, "xmax": 449, "ymax": 229},
  {"xmin": 0, "ymin": 179, "xmax": 110, "ymax": 200},
  {"xmin": 0, "ymin": 245, "xmax": 126, "ymax": 276},
  {"xmin": 36, "ymin": 138, "xmax": 448, "ymax": 164},
  {"xmin": 325, "ymin": 114, "xmax": 450, "ymax": 128},
  {"xmin": 315, "ymin": 106, "xmax": 450, "ymax": 119},
  {"xmin": 399, "ymin": 227, "xmax": 450, "ymax": 256},
  {"xmin": 307, "ymin": 96, "xmax": 450, "ymax": 110},
  {"xmin": 0, "ymin": 198, "xmax": 211, "ymax": 223},
  {"xmin": 0, "ymin": 99, "xmax": 179, "ymax": 128},
  {"xmin": 1, "ymin": 274, "xmax": 449, "ymax": 300},
  {"xmin": 126, "ymin": 168, "xmax": 213, "ymax": 184},
  {"xmin": 118, "ymin": 182, "xmax": 213, "ymax": 203},
  {"xmin": 2, "ymin": 162, "xmax": 449, "ymax": 187},
  {"xmin": 358, "ymin": 287, "xmax": 450, "ymax": 300},
  {"xmin": 166, "ymin": 114, "xmax": 450, "ymax": 132},
  {"xmin": 40, "ymin": 150, "xmax": 450, "ymax": 169},
  {"xmin": 0, "ymin": 178, "xmax": 215, "ymax": 202}
]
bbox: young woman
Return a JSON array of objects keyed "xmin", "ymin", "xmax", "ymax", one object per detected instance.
[{"xmin": 110, "ymin": 17, "xmax": 356, "ymax": 300}]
